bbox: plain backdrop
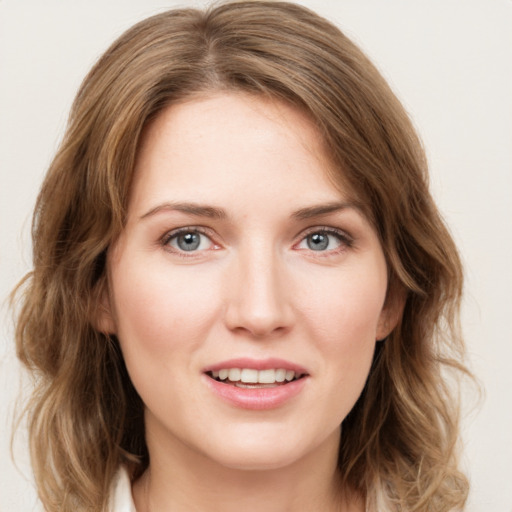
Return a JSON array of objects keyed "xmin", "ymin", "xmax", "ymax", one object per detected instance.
[{"xmin": 1, "ymin": 1, "xmax": 511, "ymax": 511}]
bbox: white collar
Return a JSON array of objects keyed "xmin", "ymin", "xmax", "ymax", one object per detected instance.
[{"xmin": 109, "ymin": 466, "xmax": 137, "ymax": 512}]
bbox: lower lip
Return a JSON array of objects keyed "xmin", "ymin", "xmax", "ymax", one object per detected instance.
[{"xmin": 204, "ymin": 375, "xmax": 308, "ymax": 410}]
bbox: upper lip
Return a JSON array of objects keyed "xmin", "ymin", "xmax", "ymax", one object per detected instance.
[{"xmin": 203, "ymin": 357, "xmax": 309, "ymax": 375}]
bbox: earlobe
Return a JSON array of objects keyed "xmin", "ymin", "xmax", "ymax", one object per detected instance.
[
  {"xmin": 376, "ymin": 287, "xmax": 406, "ymax": 341},
  {"xmin": 94, "ymin": 303, "xmax": 117, "ymax": 335},
  {"xmin": 91, "ymin": 279, "xmax": 117, "ymax": 335}
]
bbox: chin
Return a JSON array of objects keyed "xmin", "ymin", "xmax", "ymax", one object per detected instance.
[
  {"xmin": 199, "ymin": 425, "xmax": 339, "ymax": 472},
  {"xmin": 210, "ymin": 447, "xmax": 306, "ymax": 472}
]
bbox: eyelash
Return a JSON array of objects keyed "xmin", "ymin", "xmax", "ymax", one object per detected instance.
[
  {"xmin": 160, "ymin": 227, "xmax": 218, "ymax": 258},
  {"xmin": 160, "ymin": 226, "xmax": 354, "ymax": 257},
  {"xmin": 295, "ymin": 227, "xmax": 354, "ymax": 255}
]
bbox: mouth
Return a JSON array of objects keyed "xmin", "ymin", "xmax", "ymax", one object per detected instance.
[
  {"xmin": 203, "ymin": 359, "xmax": 309, "ymax": 409},
  {"xmin": 206, "ymin": 368, "xmax": 307, "ymax": 388}
]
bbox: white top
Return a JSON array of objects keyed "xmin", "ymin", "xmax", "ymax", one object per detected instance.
[{"xmin": 108, "ymin": 467, "xmax": 137, "ymax": 512}]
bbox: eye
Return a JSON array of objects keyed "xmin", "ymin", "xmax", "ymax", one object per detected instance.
[
  {"xmin": 296, "ymin": 228, "xmax": 352, "ymax": 253},
  {"xmin": 164, "ymin": 228, "xmax": 215, "ymax": 253}
]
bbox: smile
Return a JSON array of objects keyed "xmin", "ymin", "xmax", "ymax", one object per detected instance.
[
  {"xmin": 203, "ymin": 358, "xmax": 309, "ymax": 409},
  {"xmin": 207, "ymin": 368, "xmax": 305, "ymax": 388}
]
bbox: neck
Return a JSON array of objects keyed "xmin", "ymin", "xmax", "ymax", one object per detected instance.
[{"xmin": 132, "ymin": 423, "xmax": 361, "ymax": 512}]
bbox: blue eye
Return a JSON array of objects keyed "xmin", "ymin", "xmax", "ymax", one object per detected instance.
[
  {"xmin": 297, "ymin": 229, "xmax": 350, "ymax": 252},
  {"xmin": 306, "ymin": 232, "xmax": 330, "ymax": 251},
  {"xmin": 166, "ymin": 230, "xmax": 213, "ymax": 252}
]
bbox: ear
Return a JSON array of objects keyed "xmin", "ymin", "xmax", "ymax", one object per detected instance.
[
  {"xmin": 376, "ymin": 286, "xmax": 406, "ymax": 341},
  {"xmin": 91, "ymin": 278, "xmax": 117, "ymax": 335}
]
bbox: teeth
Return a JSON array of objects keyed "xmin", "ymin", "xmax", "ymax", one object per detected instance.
[
  {"xmin": 258, "ymin": 369, "xmax": 276, "ymax": 384},
  {"xmin": 228, "ymin": 368, "xmax": 241, "ymax": 381},
  {"xmin": 275, "ymin": 369, "xmax": 286, "ymax": 382},
  {"xmin": 240, "ymin": 368, "xmax": 258, "ymax": 383},
  {"xmin": 211, "ymin": 368, "xmax": 300, "ymax": 384}
]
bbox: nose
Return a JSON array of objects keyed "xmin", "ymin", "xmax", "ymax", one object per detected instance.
[{"xmin": 224, "ymin": 245, "xmax": 293, "ymax": 338}]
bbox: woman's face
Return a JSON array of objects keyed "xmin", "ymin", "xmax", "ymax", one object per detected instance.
[{"xmin": 102, "ymin": 93, "xmax": 396, "ymax": 471}]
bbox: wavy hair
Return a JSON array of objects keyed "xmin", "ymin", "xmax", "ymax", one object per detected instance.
[{"xmin": 14, "ymin": 2, "xmax": 470, "ymax": 510}]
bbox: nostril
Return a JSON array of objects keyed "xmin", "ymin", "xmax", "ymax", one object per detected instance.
[{"xmin": 223, "ymin": 270, "xmax": 293, "ymax": 337}]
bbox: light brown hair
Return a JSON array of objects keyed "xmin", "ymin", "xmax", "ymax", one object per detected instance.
[{"xmin": 14, "ymin": 2, "xmax": 469, "ymax": 510}]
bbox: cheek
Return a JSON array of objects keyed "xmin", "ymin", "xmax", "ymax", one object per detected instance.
[
  {"xmin": 109, "ymin": 259, "xmax": 225, "ymax": 418},
  {"xmin": 302, "ymin": 264, "xmax": 387, "ymax": 345},
  {"xmin": 300, "ymin": 266, "xmax": 386, "ymax": 403},
  {"xmin": 110, "ymin": 256, "xmax": 222, "ymax": 357}
]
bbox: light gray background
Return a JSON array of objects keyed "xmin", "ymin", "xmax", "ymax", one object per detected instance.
[{"xmin": 1, "ymin": 1, "xmax": 511, "ymax": 510}]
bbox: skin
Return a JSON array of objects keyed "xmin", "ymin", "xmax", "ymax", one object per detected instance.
[{"xmin": 99, "ymin": 93, "xmax": 399, "ymax": 512}]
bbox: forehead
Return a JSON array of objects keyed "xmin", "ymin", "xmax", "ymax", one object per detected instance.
[{"xmin": 129, "ymin": 92, "xmax": 358, "ymax": 216}]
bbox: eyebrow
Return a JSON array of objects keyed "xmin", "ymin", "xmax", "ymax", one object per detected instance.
[
  {"xmin": 291, "ymin": 201, "xmax": 360, "ymax": 220},
  {"xmin": 140, "ymin": 200, "xmax": 360, "ymax": 222},
  {"xmin": 140, "ymin": 202, "xmax": 227, "ymax": 220}
]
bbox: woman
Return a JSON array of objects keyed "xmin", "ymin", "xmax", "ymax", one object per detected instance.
[{"xmin": 14, "ymin": 1, "xmax": 470, "ymax": 511}]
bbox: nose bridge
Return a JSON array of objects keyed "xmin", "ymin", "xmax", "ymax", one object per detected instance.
[{"xmin": 225, "ymin": 239, "xmax": 291, "ymax": 337}]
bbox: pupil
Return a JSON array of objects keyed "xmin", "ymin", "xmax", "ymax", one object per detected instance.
[
  {"xmin": 178, "ymin": 232, "xmax": 200, "ymax": 251},
  {"xmin": 308, "ymin": 233, "xmax": 328, "ymax": 251}
]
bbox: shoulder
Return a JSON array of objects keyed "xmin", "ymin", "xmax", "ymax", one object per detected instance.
[{"xmin": 108, "ymin": 466, "xmax": 137, "ymax": 512}]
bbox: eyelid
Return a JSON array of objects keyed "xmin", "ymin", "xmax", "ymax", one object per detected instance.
[
  {"xmin": 294, "ymin": 226, "xmax": 354, "ymax": 252},
  {"xmin": 160, "ymin": 226, "xmax": 220, "ymax": 255},
  {"xmin": 158, "ymin": 225, "xmax": 353, "ymax": 257},
  {"xmin": 300, "ymin": 225, "xmax": 353, "ymax": 240},
  {"xmin": 161, "ymin": 226, "xmax": 211, "ymax": 242}
]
